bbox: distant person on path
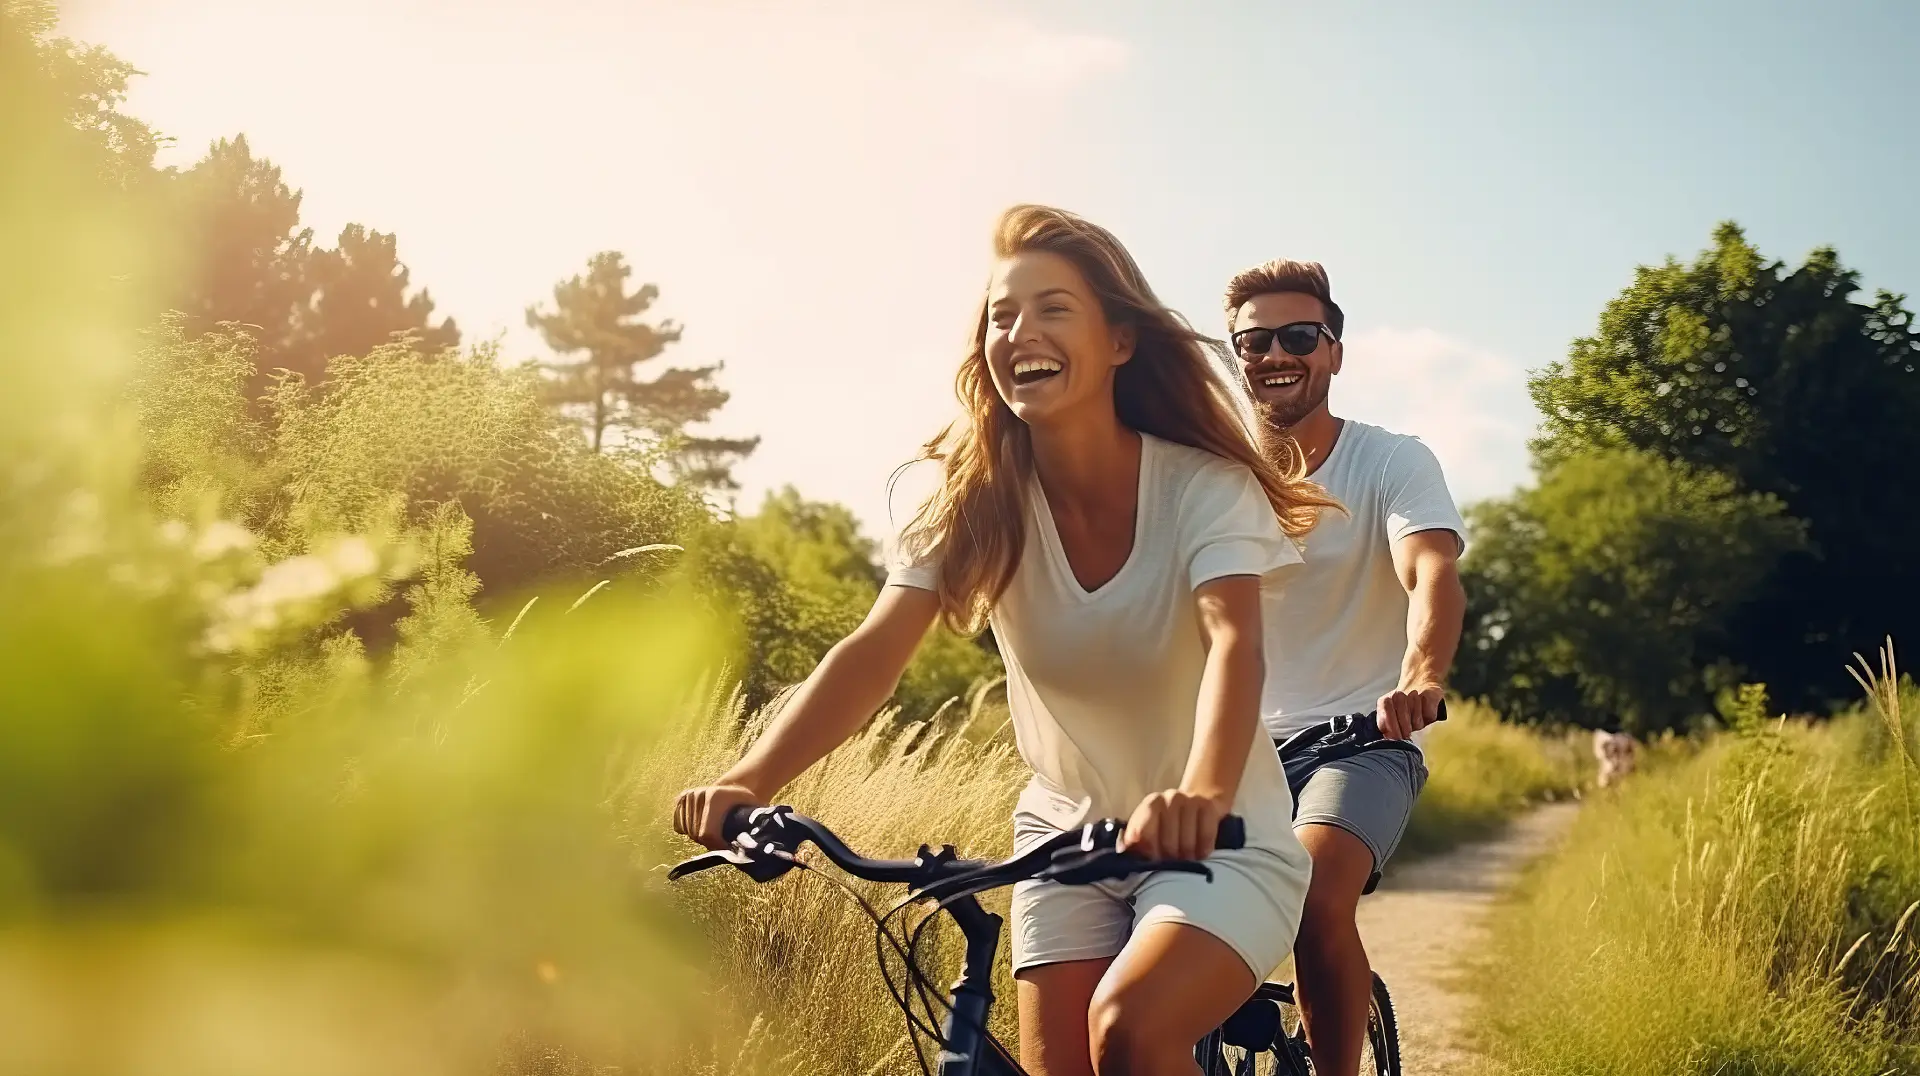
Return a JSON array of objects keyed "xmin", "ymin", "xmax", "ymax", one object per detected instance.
[
  {"xmin": 677, "ymin": 206, "xmax": 1341, "ymax": 1075},
  {"xmin": 1223, "ymin": 260, "xmax": 1468, "ymax": 1076},
  {"xmin": 1593, "ymin": 729, "xmax": 1638, "ymax": 787}
]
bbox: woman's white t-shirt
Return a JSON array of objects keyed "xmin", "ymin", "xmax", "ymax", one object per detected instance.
[{"xmin": 886, "ymin": 433, "xmax": 1305, "ymax": 848}]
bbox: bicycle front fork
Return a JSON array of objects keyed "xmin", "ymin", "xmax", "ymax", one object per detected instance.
[{"xmin": 936, "ymin": 895, "xmax": 1012, "ymax": 1075}]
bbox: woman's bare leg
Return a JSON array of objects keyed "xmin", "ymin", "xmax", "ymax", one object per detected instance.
[
  {"xmin": 1087, "ymin": 921, "xmax": 1256, "ymax": 1076},
  {"xmin": 1016, "ymin": 957, "xmax": 1113, "ymax": 1076}
]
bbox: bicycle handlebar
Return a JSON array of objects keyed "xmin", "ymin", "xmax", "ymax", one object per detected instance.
[
  {"xmin": 673, "ymin": 701, "xmax": 1452, "ymax": 891},
  {"xmin": 1275, "ymin": 700, "xmax": 1449, "ymax": 762},
  {"xmin": 668, "ymin": 805, "xmax": 1246, "ymax": 892}
]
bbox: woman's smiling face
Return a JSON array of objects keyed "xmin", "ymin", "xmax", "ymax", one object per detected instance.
[{"xmin": 983, "ymin": 250, "xmax": 1135, "ymax": 427}]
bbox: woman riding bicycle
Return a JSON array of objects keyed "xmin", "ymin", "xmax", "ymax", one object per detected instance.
[{"xmin": 674, "ymin": 205, "xmax": 1338, "ymax": 1076}]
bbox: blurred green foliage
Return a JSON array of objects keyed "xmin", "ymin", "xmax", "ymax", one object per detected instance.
[
  {"xmin": 12, "ymin": 0, "xmax": 1001, "ymax": 723},
  {"xmin": 0, "ymin": 8, "xmax": 1000, "ymax": 1072}
]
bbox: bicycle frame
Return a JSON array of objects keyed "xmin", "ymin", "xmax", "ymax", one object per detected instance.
[{"xmin": 931, "ymin": 895, "xmax": 1019, "ymax": 1075}]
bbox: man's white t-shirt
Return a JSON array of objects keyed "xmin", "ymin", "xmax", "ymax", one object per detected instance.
[
  {"xmin": 1261, "ymin": 420, "xmax": 1467, "ymax": 741},
  {"xmin": 887, "ymin": 433, "xmax": 1306, "ymax": 848}
]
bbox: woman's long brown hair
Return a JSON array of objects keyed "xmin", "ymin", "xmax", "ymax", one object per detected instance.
[{"xmin": 897, "ymin": 204, "xmax": 1341, "ymax": 634}]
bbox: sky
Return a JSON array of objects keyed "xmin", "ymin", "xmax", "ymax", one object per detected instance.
[{"xmin": 63, "ymin": 0, "xmax": 1920, "ymax": 537}]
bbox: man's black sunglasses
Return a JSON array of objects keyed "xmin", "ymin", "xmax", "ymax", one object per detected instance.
[{"xmin": 1232, "ymin": 321, "xmax": 1338, "ymax": 360}]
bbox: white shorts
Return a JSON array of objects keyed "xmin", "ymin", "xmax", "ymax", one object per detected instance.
[{"xmin": 1008, "ymin": 811, "xmax": 1312, "ymax": 982}]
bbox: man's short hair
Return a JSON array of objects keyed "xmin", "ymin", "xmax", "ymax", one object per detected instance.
[{"xmin": 1223, "ymin": 259, "xmax": 1344, "ymax": 339}]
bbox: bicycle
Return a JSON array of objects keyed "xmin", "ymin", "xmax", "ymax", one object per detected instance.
[
  {"xmin": 669, "ymin": 705, "xmax": 1438, "ymax": 1076},
  {"xmin": 1191, "ymin": 703, "xmax": 1448, "ymax": 1076}
]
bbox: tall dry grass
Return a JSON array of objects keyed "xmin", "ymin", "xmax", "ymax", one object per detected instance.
[
  {"xmin": 1467, "ymin": 647, "xmax": 1920, "ymax": 1075},
  {"xmin": 622, "ymin": 693, "xmax": 1028, "ymax": 1075},
  {"xmin": 1402, "ymin": 698, "xmax": 1592, "ymax": 858}
]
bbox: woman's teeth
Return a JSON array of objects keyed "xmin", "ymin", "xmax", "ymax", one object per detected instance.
[
  {"xmin": 1013, "ymin": 358, "xmax": 1064, "ymax": 385},
  {"xmin": 1261, "ymin": 373, "xmax": 1304, "ymax": 388}
]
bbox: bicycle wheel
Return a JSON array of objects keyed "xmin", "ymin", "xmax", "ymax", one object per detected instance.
[
  {"xmin": 1363, "ymin": 973, "xmax": 1401, "ymax": 1076},
  {"xmin": 1196, "ymin": 975, "xmax": 1400, "ymax": 1076},
  {"xmin": 1194, "ymin": 984, "xmax": 1305, "ymax": 1076}
]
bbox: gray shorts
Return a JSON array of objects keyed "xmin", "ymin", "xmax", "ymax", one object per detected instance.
[{"xmin": 1288, "ymin": 746, "xmax": 1428, "ymax": 875}]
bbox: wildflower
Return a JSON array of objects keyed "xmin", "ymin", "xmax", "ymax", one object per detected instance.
[
  {"xmin": 323, "ymin": 536, "xmax": 379, "ymax": 580},
  {"xmin": 193, "ymin": 520, "xmax": 256, "ymax": 561},
  {"xmin": 252, "ymin": 554, "xmax": 338, "ymax": 607}
]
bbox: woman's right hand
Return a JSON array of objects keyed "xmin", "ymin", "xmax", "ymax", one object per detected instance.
[{"xmin": 673, "ymin": 783, "xmax": 764, "ymax": 849}]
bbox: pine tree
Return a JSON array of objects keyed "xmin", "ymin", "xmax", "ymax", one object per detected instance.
[{"xmin": 526, "ymin": 251, "xmax": 757, "ymax": 488}]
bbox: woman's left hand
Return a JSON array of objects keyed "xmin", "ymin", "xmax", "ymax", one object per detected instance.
[{"xmin": 1120, "ymin": 788, "xmax": 1229, "ymax": 862}]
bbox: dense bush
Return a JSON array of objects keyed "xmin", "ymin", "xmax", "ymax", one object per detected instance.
[{"xmin": 130, "ymin": 319, "xmax": 703, "ymax": 596}]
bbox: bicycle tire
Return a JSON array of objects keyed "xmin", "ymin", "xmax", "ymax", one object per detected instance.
[{"xmin": 1365, "ymin": 972, "xmax": 1401, "ymax": 1076}]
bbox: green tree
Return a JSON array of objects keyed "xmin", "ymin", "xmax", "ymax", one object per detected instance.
[
  {"xmin": 284, "ymin": 223, "xmax": 460, "ymax": 378},
  {"xmin": 1530, "ymin": 224, "xmax": 1920, "ymax": 709},
  {"xmin": 168, "ymin": 140, "xmax": 457, "ymax": 399},
  {"xmin": 687, "ymin": 487, "xmax": 1000, "ymax": 716},
  {"xmin": 1455, "ymin": 448, "xmax": 1806, "ymax": 733},
  {"xmin": 734, "ymin": 488, "xmax": 884, "ymax": 595},
  {"xmin": 8, "ymin": 0, "xmax": 160, "ymax": 185},
  {"xmin": 526, "ymin": 251, "xmax": 757, "ymax": 488},
  {"xmin": 168, "ymin": 135, "xmax": 315, "ymax": 383}
]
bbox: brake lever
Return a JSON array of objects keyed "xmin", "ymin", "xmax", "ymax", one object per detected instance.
[{"xmin": 666, "ymin": 846, "xmax": 799, "ymax": 884}]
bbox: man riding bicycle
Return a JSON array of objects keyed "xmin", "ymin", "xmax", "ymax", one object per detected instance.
[{"xmin": 1225, "ymin": 260, "xmax": 1468, "ymax": 1076}]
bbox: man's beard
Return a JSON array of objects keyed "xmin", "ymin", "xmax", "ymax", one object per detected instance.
[{"xmin": 1252, "ymin": 375, "xmax": 1329, "ymax": 430}]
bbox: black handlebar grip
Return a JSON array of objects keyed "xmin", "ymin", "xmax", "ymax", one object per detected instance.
[
  {"xmin": 721, "ymin": 804, "xmax": 759, "ymax": 842},
  {"xmin": 1435, "ymin": 698, "xmax": 1449, "ymax": 723},
  {"xmin": 1215, "ymin": 815, "xmax": 1246, "ymax": 851}
]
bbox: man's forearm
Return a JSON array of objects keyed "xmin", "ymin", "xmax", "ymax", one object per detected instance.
[{"xmin": 1400, "ymin": 571, "xmax": 1465, "ymax": 691}]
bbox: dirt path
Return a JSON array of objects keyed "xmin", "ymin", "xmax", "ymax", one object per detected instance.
[{"xmin": 1355, "ymin": 803, "xmax": 1580, "ymax": 1073}]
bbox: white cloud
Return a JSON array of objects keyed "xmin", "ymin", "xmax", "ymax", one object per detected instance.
[{"xmin": 1332, "ymin": 327, "xmax": 1540, "ymax": 505}]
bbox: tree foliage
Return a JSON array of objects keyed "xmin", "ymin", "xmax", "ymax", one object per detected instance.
[
  {"xmin": 1528, "ymin": 223, "xmax": 1920, "ymax": 710},
  {"xmin": 1456, "ymin": 449, "xmax": 1805, "ymax": 734},
  {"xmin": 166, "ymin": 137, "xmax": 460, "ymax": 399},
  {"xmin": 686, "ymin": 488, "xmax": 1000, "ymax": 717},
  {"xmin": 8, "ymin": 0, "xmax": 160, "ymax": 184},
  {"xmin": 287, "ymin": 222, "xmax": 461, "ymax": 375},
  {"xmin": 527, "ymin": 251, "xmax": 758, "ymax": 489}
]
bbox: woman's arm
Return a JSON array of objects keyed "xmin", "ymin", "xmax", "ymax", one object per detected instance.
[
  {"xmin": 674, "ymin": 584, "xmax": 940, "ymax": 847},
  {"xmin": 1121, "ymin": 573, "xmax": 1266, "ymax": 860}
]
